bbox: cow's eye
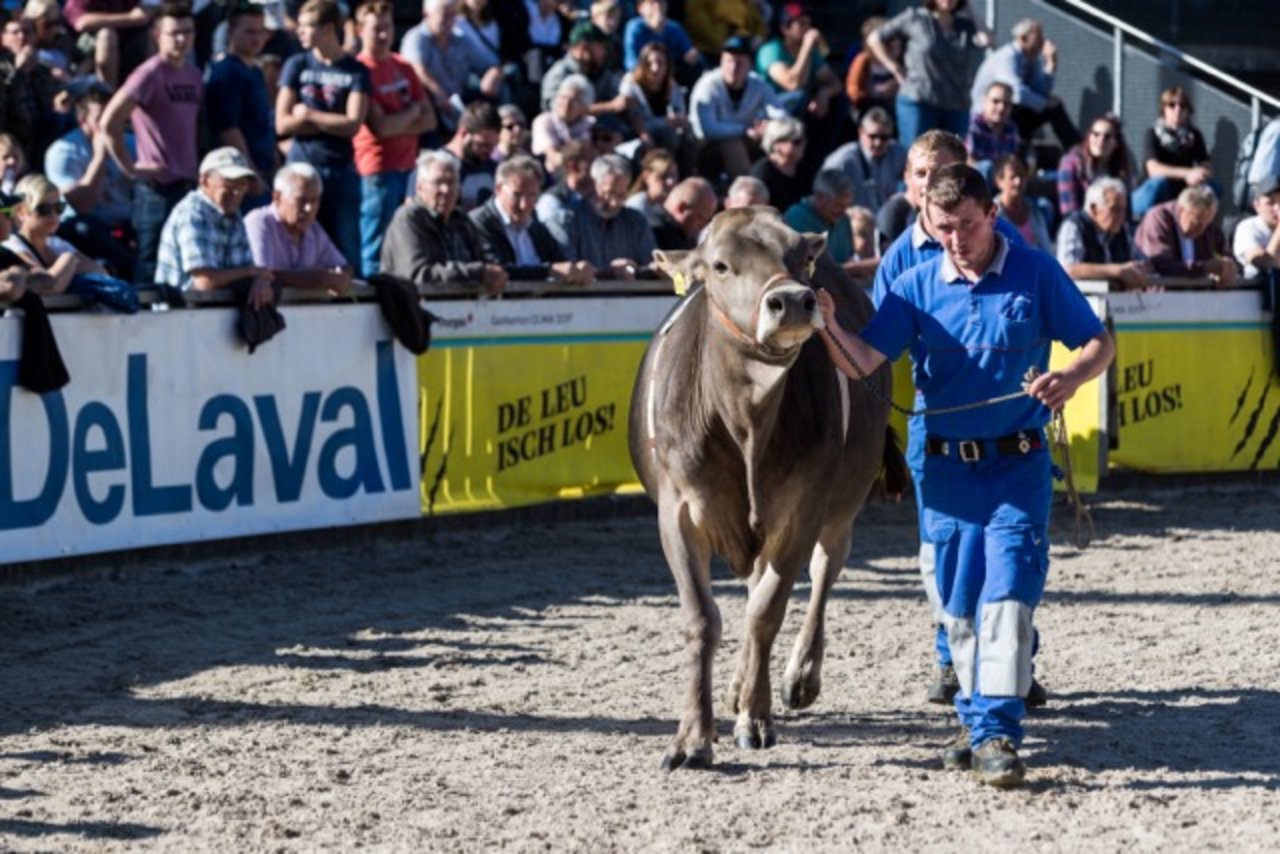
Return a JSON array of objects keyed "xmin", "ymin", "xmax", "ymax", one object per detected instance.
[{"xmin": 712, "ymin": 260, "xmax": 730, "ymax": 275}]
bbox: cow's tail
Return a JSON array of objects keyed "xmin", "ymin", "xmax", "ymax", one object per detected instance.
[{"xmin": 878, "ymin": 426, "xmax": 911, "ymax": 501}]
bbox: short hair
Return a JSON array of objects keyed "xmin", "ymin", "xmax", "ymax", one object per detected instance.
[
  {"xmin": 925, "ymin": 163, "xmax": 992, "ymax": 213},
  {"xmin": 1161, "ymin": 85, "xmax": 1192, "ymax": 112},
  {"xmin": 907, "ymin": 129, "xmax": 967, "ymax": 165},
  {"xmin": 727, "ymin": 175, "xmax": 769, "ymax": 205},
  {"xmin": 670, "ymin": 176, "xmax": 716, "ymax": 208},
  {"xmin": 1084, "ymin": 177, "xmax": 1127, "ymax": 212},
  {"xmin": 992, "ymin": 153, "xmax": 1027, "ymax": 179},
  {"xmin": 924, "ymin": 0, "xmax": 966, "ymax": 11},
  {"xmin": 154, "ymin": 1, "xmax": 193, "ymax": 21},
  {"xmin": 458, "ymin": 100, "xmax": 501, "ymax": 134},
  {"xmin": 274, "ymin": 161, "xmax": 323, "ymax": 196},
  {"xmin": 813, "ymin": 168, "xmax": 855, "ymax": 199},
  {"xmin": 498, "ymin": 103, "xmax": 527, "ymax": 126},
  {"xmin": 560, "ymin": 139, "xmax": 594, "ymax": 167},
  {"xmin": 556, "ymin": 73, "xmax": 596, "ymax": 106},
  {"xmin": 298, "ymin": 0, "xmax": 342, "ymax": 33},
  {"xmin": 762, "ymin": 116, "xmax": 805, "ymax": 154},
  {"xmin": 354, "ymin": 0, "xmax": 392, "ymax": 22},
  {"xmin": 226, "ymin": 2, "xmax": 264, "ymax": 30},
  {"xmin": 496, "ymin": 153, "xmax": 545, "ymax": 187},
  {"xmin": 1177, "ymin": 184, "xmax": 1217, "ymax": 212},
  {"xmin": 73, "ymin": 88, "xmax": 111, "ymax": 120},
  {"xmin": 417, "ymin": 149, "xmax": 460, "ymax": 181},
  {"xmin": 985, "ymin": 80, "xmax": 1013, "ymax": 98},
  {"xmin": 14, "ymin": 173, "xmax": 58, "ymax": 213},
  {"xmin": 590, "ymin": 153, "xmax": 632, "ymax": 186},
  {"xmin": 1010, "ymin": 18, "xmax": 1040, "ymax": 39},
  {"xmin": 423, "ymin": 0, "xmax": 455, "ymax": 13},
  {"xmin": 859, "ymin": 106, "xmax": 893, "ymax": 132}
]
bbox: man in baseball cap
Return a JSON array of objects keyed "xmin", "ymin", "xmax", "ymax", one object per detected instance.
[{"xmin": 199, "ymin": 146, "xmax": 260, "ymax": 182}]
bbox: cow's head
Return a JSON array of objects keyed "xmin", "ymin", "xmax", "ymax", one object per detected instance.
[{"xmin": 653, "ymin": 207, "xmax": 827, "ymax": 359}]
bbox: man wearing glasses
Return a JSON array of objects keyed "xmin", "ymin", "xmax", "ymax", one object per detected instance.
[{"xmin": 820, "ymin": 106, "xmax": 907, "ymax": 212}]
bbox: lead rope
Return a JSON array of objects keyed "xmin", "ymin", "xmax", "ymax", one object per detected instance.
[{"xmin": 826, "ymin": 330, "xmax": 1093, "ymax": 549}]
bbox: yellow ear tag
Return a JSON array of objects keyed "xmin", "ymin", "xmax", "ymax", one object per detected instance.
[
  {"xmin": 807, "ymin": 260, "xmax": 817, "ymax": 279},
  {"xmin": 672, "ymin": 271, "xmax": 687, "ymax": 295}
]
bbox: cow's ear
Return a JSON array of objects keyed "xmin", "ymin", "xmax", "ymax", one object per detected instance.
[
  {"xmin": 801, "ymin": 232, "xmax": 827, "ymax": 277},
  {"xmin": 653, "ymin": 249, "xmax": 700, "ymax": 294}
]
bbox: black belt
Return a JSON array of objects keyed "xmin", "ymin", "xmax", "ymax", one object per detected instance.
[{"xmin": 925, "ymin": 430, "xmax": 1045, "ymax": 462}]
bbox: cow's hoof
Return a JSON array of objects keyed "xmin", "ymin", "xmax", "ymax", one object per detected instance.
[
  {"xmin": 734, "ymin": 721, "xmax": 777, "ymax": 750},
  {"xmin": 781, "ymin": 668, "xmax": 821, "ymax": 710},
  {"xmin": 661, "ymin": 746, "xmax": 713, "ymax": 771}
]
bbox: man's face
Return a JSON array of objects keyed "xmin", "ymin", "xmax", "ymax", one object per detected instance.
[
  {"xmin": 202, "ymin": 172, "xmax": 251, "ymax": 215},
  {"xmin": 418, "ymin": 162, "xmax": 459, "ymax": 218},
  {"xmin": 1253, "ymin": 191, "xmax": 1280, "ymax": 230},
  {"xmin": 78, "ymin": 100, "xmax": 105, "ymax": 138},
  {"xmin": 639, "ymin": 0, "xmax": 666, "ymax": 29},
  {"xmin": 359, "ymin": 11, "xmax": 394, "ymax": 56},
  {"xmin": 554, "ymin": 88, "xmax": 589, "ymax": 124},
  {"xmin": 463, "ymin": 128, "xmax": 498, "ymax": 162},
  {"xmin": 906, "ymin": 149, "xmax": 956, "ymax": 209},
  {"xmin": 1, "ymin": 19, "xmax": 35, "ymax": 54},
  {"xmin": 927, "ymin": 198, "xmax": 996, "ymax": 271},
  {"xmin": 572, "ymin": 41, "xmax": 602, "ymax": 75},
  {"xmin": 496, "ymin": 173, "xmax": 540, "ymax": 228},
  {"xmin": 426, "ymin": 0, "xmax": 458, "ymax": 35},
  {"xmin": 499, "ymin": 114, "xmax": 529, "ymax": 152},
  {"xmin": 813, "ymin": 189, "xmax": 853, "ymax": 226},
  {"xmin": 1176, "ymin": 201, "xmax": 1216, "ymax": 238},
  {"xmin": 1090, "ymin": 190, "xmax": 1127, "ymax": 234},
  {"xmin": 859, "ymin": 121, "xmax": 893, "ymax": 159},
  {"xmin": 591, "ymin": 172, "xmax": 628, "ymax": 220},
  {"xmin": 274, "ymin": 176, "xmax": 322, "ymax": 230},
  {"xmin": 229, "ymin": 13, "xmax": 268, "ymax": 58},
  {"xmin": 155, "ymin": 15, "xmax": 195, "ymax": 63},
  {"xmin": 676, "ymin": 192, "xmax": 717, "ymax": 237},
  {"xmin": 782, "ymin": 15, "xmax": 811, "ymax": 41},
  {"xmin": 1015, "ymin": 25, "xmax": 1043, "ymax": 56},
  {"xmin": 982, "ymin": 85, "xmax": 1013, "ymax": 125},
  {"xmin": 719, "ymin": 51, "xmax": 750, "ymax": 88}
]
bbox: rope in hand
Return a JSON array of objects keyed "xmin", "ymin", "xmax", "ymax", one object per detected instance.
[{"xmin": 826, "ymin": 325, "xmax": 1094, "ymax": 549}]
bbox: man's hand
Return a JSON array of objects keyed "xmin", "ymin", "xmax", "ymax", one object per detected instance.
[
  {"xmin": 248, "ymin": 271, "xmax": 275, "ymax": 310},
  {"xmin": 816, "ymin": 287, "xmax": 838, "ymax": 329},
  {"xmin": 1207, "ymin": 257, "xmax": 1238, "ymax": 288},
  {"xmin": 808, "ymin": 91, "xmax": 831, "ymax": 118},
  {"xmin": 1026, "ymin": 369, "xmax": 1080, "ymax": 412},
  {"xmin": 480, "ymin": 263, "xmax": 508, "ymax": 295},
  {"xmin": 1186, "ymin": 165, "xmax": 1212, "ymax": 185},
  {"xmin": 609, "ymin": 259, "xmax": 638, "ymax": 281},
  {"xmin": 291, "ymin": 102, "xmax": 312, "ymax": 122},
  {"xmin": 1117, "ymin": 260, "xmax": 1152, "ymax": 290},
  {"xmin": 552, "ymin": 260, "xmax": 596, "ymax": 286},
  {"xmin": 0, "ymin": 268, "xmax": 28, "ymax": 304},
  {"xmin": 1042, "ymin": 38, "xmax": 1057, "ymax": 70}
]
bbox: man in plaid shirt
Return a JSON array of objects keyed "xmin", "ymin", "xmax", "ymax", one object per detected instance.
[
  {"xmin": 965, "ymin": 82, "xmax": 1021, "ymax": 186},
  {"xmin": 156, "ymin": 147, "xmax": 275, "ymax": 309}
]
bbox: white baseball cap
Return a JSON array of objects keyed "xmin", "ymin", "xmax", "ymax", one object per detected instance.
[{"xmin": 199, "ymin": 146, "xmax": 258, "ymax": 180}]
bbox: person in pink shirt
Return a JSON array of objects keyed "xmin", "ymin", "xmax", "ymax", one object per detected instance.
[{"xmin": 245, "ymin": 162, "xmax": 353, "ymax": 294}]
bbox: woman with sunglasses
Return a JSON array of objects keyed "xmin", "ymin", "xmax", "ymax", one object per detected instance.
[
  {"xmin": 1131, "ymin": 86, "xmax": 1216, "ymax": 219},
  {"xmin": 1, "ymin": 174, "xmax": 103, "ymax": 295},
  {"xmin": 1056, "ymin": 113, "xmax": 1133, "ymax": 218}
]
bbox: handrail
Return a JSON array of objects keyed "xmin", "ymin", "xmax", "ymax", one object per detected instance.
[{"xmin": 1047, "ymin": 0, "xmax": 1280, "ymax": 112}]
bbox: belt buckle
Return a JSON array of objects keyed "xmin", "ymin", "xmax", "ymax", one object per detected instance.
[
  {"xmin": 1017, "ymin": 433, "xmax": 1032, "ymax": 454},
  {"xmin": 957, "ymin": 440, "xmax": 981, "ymax": 462}
]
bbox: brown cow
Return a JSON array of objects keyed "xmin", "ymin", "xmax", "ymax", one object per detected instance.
[{"xmin": 629, "ymin": 207, "xmax": 905, "ymax": 770}]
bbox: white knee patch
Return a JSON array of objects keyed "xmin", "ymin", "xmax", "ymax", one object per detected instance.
[
  {"xmin": 919, "ymin": 542, "xmax": 945, "ymax": 623},
  {"xmin": 978, "ymin": 600, "xmax": 1034, "ymax": 697},
  {"xmin": 943, "ymin": 615, "xmax": 977, "ymax": 698}
]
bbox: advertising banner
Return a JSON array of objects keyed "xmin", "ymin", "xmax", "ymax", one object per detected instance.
[
  {"xmin": 0, "ymin": 306, "xmax": 420, "ymax": 563},
  {"xmin": 417, "ymin": 296, "xmax": 676, "ymax": 514}
]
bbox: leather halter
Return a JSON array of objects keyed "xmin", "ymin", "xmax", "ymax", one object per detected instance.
[{"xmin": 704, "ymin": 272, "xmax": 808, "ymax": 347}]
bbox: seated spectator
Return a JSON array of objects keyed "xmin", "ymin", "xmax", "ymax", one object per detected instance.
[
  {"xmin": 625, "ymin": 147, "xmax": 678, "ymax": 226},
  {"xmin": 1, "ymin": 174, "xmax": 103, "ymax": 294},
  {"xmin": 1056, "ymin": 113, "xmax": 1132, "ymax": 218},
  {"xmin": 547, "ymin": 153, "xmax": 655, "ymax": 279},
  {"xmin": 992, "ymin": 154, "xmax": 1052, "ymax": 254},
  {"xmin": 536, "ymin": 138, "xmax": 595, "ymax": 228},
  {"xmin": 444, "ymin": 100, "xmax": 501, "ymax": 210},
  {"xmin": 0, "ymin": 133, "xmax": 28, "ymax": 194},
  {"xmin": 1132, "ymin": 86, "xmax": 1216, "ymax": 220},
  {"xmin": 820, "ymin": 106, "xmax": 907, "ymax": 213},
  {"xmin": 622, "ymin": 0, "xmax": 700, "ymax": 83},
  {"xmin": 100, "ymin": 1, "xmax": 202, "ymax": 285},
  {"xmin": 45, "ymin": 88, "xmax": 136, "ymax": 281},
  {"xmin": 749, "ymin": 116, "xmax": 806, "ymax": 213},
  {"xmin": 684, "ymin": 0, "xmax": 765, "ymax": 59},
  {"xmin": 401, "ymin": 0, "xmax": 500, "ymax": 132},
  {"xmin": 650, "ymin": 176, "xmax": 716, "ymax": 250},
  {"xmin": 1134, "ymin": 185, "xmax": 1237, "ymax": 286},
  {"xmin": 589, "ymin": 0, "xmax": 625, "ymax": 69},
  {"xmin": 844, "ymin": 16, "xmax": 899, "ymax": 121},
  {"xmin": 244, "ymin": 162, "xmax": 353, "ymax": 293},
  {"xmin": 620, "ymin": 42, "xmax": 690, "ymax": 156},
  {"xmin": 355, "ymin": 0, "xmax": 436, "ymax": 276},
  {"xmin": 1233, "ymin": 175, "xmax": 1280, "ymax": 280},
  {"xmin": 846, "ymin": 204, "xmax": 879, "ymax": 273},
  {"xmin": 206, "ymin": 3, "xmax": 277, "ymax": 208},
  {"xmin": 542, "ymin": 22, "xmax": 628, "ymax": 122},
  {"xmin": 64, "ymin": 0, "xmax": 153, "ymax": 88},
  {"xmin": 724, "ymin": 174, "xmax": 770, "ymax": 209},
  {"xmin": 783, "ymin": 168, "xmax": 873, "ymax": 276},
  {"xmin": 494, "ymin": 104, "xmax": 531, "ymax": 162},
  {"xmin": 689, "ymin": 34, "xmax": 786, "ymax": 177},
  {"xmin": 966, "ymin": 81, "xmax": 1020, "ymax": 184},
  {"xmin": 533, "ymin": 75, "xmax": 596, "ymax": 175},
  {"xmin": 968, "ymin": 17, "xmax": 1079, "ymax": 151},
  {"xmin": 1056, "ymin": 176, "xmax": 1153, "ymax": 291},
  {"xmin": 755, "ymin": 2, "xmax": 840, "ymax": 119},
  {"xmin": 155, "ymin": 147, "xmax": 274, "ymax": 307},
  {"xmin": 22, "ymin": 0, "xmax": 76, "ymax": 80},
  {"xmin": 470, "ymin": 154, "xmax": 596, "ymax": 285},
  {"xmin": 380, "ymin": 149, "xmax": 508, "ymax": 292}
]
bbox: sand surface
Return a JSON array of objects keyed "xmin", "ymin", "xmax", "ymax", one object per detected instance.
[{"xmin": 3, "ymin": 483, "xmax": 1279, "ymax": 851}]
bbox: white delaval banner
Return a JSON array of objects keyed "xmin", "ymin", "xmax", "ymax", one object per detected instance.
[{"xmin": 0, "ymin": 305, "xmax": 420, "ymax": 563}]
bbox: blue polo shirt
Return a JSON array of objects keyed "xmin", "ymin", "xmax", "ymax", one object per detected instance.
[
  {"xmin": 872, "ymin": 214, "xmax": 1027, "ymax": 307},
  {"xmin": 861, "ymin": 235, "xmax": 1104, "ymax": 441}
]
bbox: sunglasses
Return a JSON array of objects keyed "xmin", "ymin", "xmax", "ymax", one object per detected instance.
[
  {"xmin": 1163, "ymin": 101, "xmax": 1190, "ymax": 110},
  {"xmin": 34, "ymin": 200, "xmax": 67, "ymax": 216},
  {"xmin": 865, "ymin": 132, "xmax": 892, "ymax": 141}
]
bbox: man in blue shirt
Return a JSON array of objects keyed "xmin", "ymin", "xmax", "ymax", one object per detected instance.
[
  {"xmin": 206, "ymin": 4, "xmax": 276, "ymax": 211},
  {"xmin": 818, "ymin": 163, "xmax": 1114, "ymax": 787}
]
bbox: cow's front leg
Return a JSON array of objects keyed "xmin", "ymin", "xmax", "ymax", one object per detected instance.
[
  {"xmin": 733, "ymin": 561, "xmax": 793, "ymax": 749},
  {"xmin": 657, "ymin": 497, "xmax": 721, "ymax": 770},
  {"xmin": 782, "ymin": 524, "xmax": 852, "ymax": 710}
]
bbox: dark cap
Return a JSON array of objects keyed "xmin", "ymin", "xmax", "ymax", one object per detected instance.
[
  {"xmin": 721, "ymin": 34, "xmax": 753, "ymax": 55},
  {"xmin": 1253, "ymin": 173, "xmax": 1280, "ymax": 199},
  {"xmin": 569, "ymin": 20, "xmax": 608, "ymax": 45},
  {"xmin": 779, "ymin": 2, "xmax": 809, "ymax": 24},
  {"xmin": 0, "ymin": 191, "xmax": 21, "ymax": 215}
]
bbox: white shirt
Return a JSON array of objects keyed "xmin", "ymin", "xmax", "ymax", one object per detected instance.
[
  {"xmin": 1233, "ymin": 214, "xmax": 1276, "ymax": 279},
  {"xmin": 496, "ymin": 201, "xmax": 541, "ymax": 267}
]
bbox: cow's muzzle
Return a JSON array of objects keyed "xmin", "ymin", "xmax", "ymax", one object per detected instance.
[{"xmin": 756, "ymin": 283, "xmax": 820, "ymax": 350}]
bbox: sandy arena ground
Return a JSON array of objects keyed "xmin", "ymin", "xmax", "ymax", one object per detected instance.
[{"xmin": 2, "ymin": 482, "xmax": 1279, "ymax": 852}]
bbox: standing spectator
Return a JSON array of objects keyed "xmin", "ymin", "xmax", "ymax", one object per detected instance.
[
  {"xmin": 969, "ymin": 18, "xmax": 1079, "ymax": 151},
  {"xmin": 965, "ymin": 81, "xmax": 1020, "ymax": 185},
  {"xmin": 1131, "ymin": 86, "xmax": 1216, "ymax": 219},
  {"xmin": 155, "ymin": 146, "xmax": 274, "ymax": 307},
  {"xmin": 650, "ymin": 175, "xmax": 716, "ymax": 250},
  {"xmin": 533, "ymin": 74, "xmax": 596, "ymax": 175},
  {"xmin": 493, "ymin": 104, "xmax": 531, "ymax": 162},
  {"xmin": 622, "ymin": 0, "xmax": 700, "ymax": 82},
  {"xmin": 620, "ymin": 42, "xmax": 690, "ymax": 158},
  {"xmin": 867, "ymin": 0, "xmax": 990, "ymax": 145},
  {"xmin": 783, "ymin": 168, "xmax": 861, "ymax": 271},
  {"xmin": 469, "ymin": 154, "xmax": 596, "ymax": 284},
  {"xmin": 688, "ymin": 34, "xmax": 786, "ymax": 177},
  {"xmin": 100, "ymin": 2, "xmax": 202, "ymax": 285},
  {"xmin": 685, "ymin": 0, "xmax": 765, "ymax": 59},
  {"xmin": 820, "ymin": 106, "xmax": 907, "ymax": 213},
  {"xmin": 724, "ymin": 174, "xmax": 770, "ymax": 209},
  {"xmin": 547, "ymin": 153, "xmax": 655, "ymax": 279},
  {"xmin": 401, "ymin": 0, "xmax": 500, "ymax": 133},
  {"xmin": 1134, "ymin": 186, "xmax": 1236, "ymax": 285},
  {"xmin": 541, "ymin": 21, "xmax": 628, "ymax": 121},
  {"xmin": 992, "ymin": 154, "xmax": 1052, "ymax": 254},
  {"xmin": 380, "ymin": 149, "xmax": 509, "ymax": 292},
  {"xmin": 276, "ymin": 0, "xmax": 370, "ymax": 271},
  {"xmin": 245, "ymin": 162, "xmax": 353, "ymax": 292},
  {"xmin": 535, "ymin": 138, "xmax": 595, "ymax": 228},
  {"xmin": 1056, "ymin": 176, "xmax": 1153, "ymax": 291},
  {"xmin": 845, "ymin": 16, "xmax": 899, "ymax": 121},
  {"xmin": 1233, "ymin": 175, "xmax": 1280, "ymax": 280},
  {"xmin": 63, "ymin": 0, "xmax": 151, "ymax": 88},
  {"xmin": 1056, "ymin": 114, "xmax": 1132, "ymax": 218},
  {"xmin": 749, "ymin": 116, "xmax": 806, "ymax": 214},
  {"xmin": 354, "ymin": 0, "xmax": 436, "ymax": 276},
  {"xmin": 589, "ymin": 0, "xmax": 625, "ymax": 70},
  {"xmin": 625, "ymin": 146, "xmax": 678, "ymax": 226},
  {"xmin": 1, "ymin": 14, "xmax": 64, "ymax": 162},
  {"xmin": 206, "ymin": 3, "xmax": 276, "ymax": 209},
  {"xmin": 443, "ymin": 100, "xmax": 501, "ymax": 211},
  {"xmin": 45, "ymin": 88, "xmax": 136, "ymax": 281}
]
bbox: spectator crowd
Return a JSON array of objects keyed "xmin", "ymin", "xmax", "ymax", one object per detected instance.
[{"xmin": 2, "ymin": 0, "xmax": 1280, "ymax": 313}]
